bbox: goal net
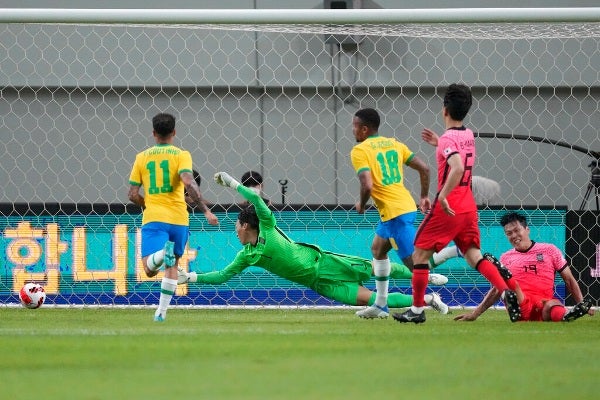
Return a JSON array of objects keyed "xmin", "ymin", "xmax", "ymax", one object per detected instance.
[{"xmin": 1, "ymin": 8, "xmax": 599, "ymax": 309}]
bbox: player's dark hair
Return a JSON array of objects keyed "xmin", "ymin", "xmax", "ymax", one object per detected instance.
[
  {"xmin": 152, "ymin": 113, "xmax": 176, "ymax": 137},
  {"xmin": 443, "ymin": 83, "xmax": 472, "ymax": 121},
  {"xmin": 241, "ymin": 171, "xmax": 263, "ymax": 187},
  {"xmin": 238, "ymin": 205, "xmax": 259, "ymax": 231},
  {"xmin": 500, "ymin": 212, "xmax": 528, "ymax": 228},
  {"xmin": 354, "ymin": 108, "xmax": 380, "ymax": 131}
]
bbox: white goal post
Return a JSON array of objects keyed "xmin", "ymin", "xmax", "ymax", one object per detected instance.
[
  {"xmin": 1, "ymin": 7, "xmax": 600, "ymax": 24},
  {"xmin": 0, "ymin": 8, "xmax": 599, "ymax": 309}
]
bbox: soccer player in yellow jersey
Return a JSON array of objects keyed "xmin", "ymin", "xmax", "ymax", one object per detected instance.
[
  {"xmin": 351, "ymin": 108, "xmax": 457, "ymax": 319},
  {"xmin": 128, "ymin": 113, "xmax": 218, "ymax": 321}
]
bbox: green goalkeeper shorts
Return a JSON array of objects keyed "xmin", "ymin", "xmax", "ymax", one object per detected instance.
[{"xmin": 311, "ymin": 252, "xmax": 372, "ymax": 306}]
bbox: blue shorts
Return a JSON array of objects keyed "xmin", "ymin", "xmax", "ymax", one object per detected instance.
[
  {"xmin": 375, "ymin": 211, "xmax": 416, "ymax": 260},
  {"xmin": 141, "ymin": 222, "xmax": 189, "ymax": 258}
]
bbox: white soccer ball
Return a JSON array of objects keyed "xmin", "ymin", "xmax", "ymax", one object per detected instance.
[{"xmin": 19, "ymin": 283, "xmax": 46, "ymax": 309}]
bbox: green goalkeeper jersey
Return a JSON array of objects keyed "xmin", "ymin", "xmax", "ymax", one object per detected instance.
[
  {"xmin": 194, "ymin": 183, "xmax": 417, "ymax": 305},
  {"xmin": 194, "ymin": 185, "xmax": 328, "ymax": 288}
]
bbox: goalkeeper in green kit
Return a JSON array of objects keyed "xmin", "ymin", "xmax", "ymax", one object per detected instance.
[{"xmin": 177, "ymin": 172, "xmax": 449, "ymax": 314}]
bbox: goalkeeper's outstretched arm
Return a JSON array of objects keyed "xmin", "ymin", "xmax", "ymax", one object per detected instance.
[
  {"xmin": 214, "ymin": 171, "xmax": 274, "ymax": 227},
  {"xmin": 178, "ymin": 256, "xmax": 248, "ymax": 285},
  {"xmin": 214, "ymin": 171, "xmax": 240, "ymax": 190}
]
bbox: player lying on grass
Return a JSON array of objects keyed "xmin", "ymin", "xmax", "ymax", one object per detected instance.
[
  {"xmin": 454, "ymin": 212, "xmax": 594, "ymax": 322},
  {"xmin": 178, "ymin": 171, "xmax": 450, "ymax": 314}
]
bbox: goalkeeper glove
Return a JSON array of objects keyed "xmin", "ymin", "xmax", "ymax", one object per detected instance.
[
  {"xmin": 214, "ymin": 172, "xmax": 240, "ymax": 189},
  {"xmin": 177, "ymin": 267, "xmax": 197, "ymax": 284}
]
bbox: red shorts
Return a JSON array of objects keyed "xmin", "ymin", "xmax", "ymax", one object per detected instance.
[
  {"xmin": 519, "ymin": 294, "xmax": 559, "ymax": 321},
  {"xmin": 414, "ymin": 209, "xmax": 481, "ymax": 254}
]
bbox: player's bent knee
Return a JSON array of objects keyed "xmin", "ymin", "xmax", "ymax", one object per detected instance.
[
  {"xmin": 542, "ymin": 300, "xmax": 565, "ymax": 322},
  {"xmin": 144, "ymin": 266, "xmax": 159, "ymax": 278}
]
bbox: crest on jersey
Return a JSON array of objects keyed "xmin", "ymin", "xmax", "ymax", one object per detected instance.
[{"xmin": 536, "ymin": 253, "xmax": 544, "ymax": 262}]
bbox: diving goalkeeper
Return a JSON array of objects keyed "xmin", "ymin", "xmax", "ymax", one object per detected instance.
[{"xmin": 177, "ymin": 172, "xmax": 449, "ymax": 314}]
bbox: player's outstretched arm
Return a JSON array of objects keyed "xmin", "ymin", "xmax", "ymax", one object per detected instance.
[
  {"xmin": 182, "ymin": 171, "xmax": 218, "ymax": 225},
  {"xmin": 215, "ymin": 171, "xmax": 275, "ymax": 229},
  {"xmin": 214, "ymin": 172, "xmax": 240, "ymax": 189},
  {"xmin": 177, "ymin": 256, "xmax": 248, "ymax": 285},
  {"xmin": 177, "ymin": 268, "xmax": 232, "ymax": 285},
  {"xmin": 178, "ymin": 267, "xmax": 195, "ymax": 284},
  {"xmin": 561, "ymin": 266, "xmax": 595, "ymax": 316},
  {"xmin": 454, "ymin": 287, "xmax": 500, "ymax": 321}
]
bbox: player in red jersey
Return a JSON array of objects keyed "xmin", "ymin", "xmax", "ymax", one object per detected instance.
[
  {"xmin": 454, "ymin": 212, "xmax": 593, "ymax": 322},
  {"xmin": 394, "ymin": 83, "xmax": 521, "ymax": 324}
]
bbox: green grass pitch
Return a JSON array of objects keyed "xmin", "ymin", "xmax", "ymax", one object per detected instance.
[{"xmin": 0, "ymin": 307, "xmax": 596, "ymax": 400}]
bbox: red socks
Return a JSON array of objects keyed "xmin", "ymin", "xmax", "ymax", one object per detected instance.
[
  {"xmin": 477, "ymin": 259, "xmax": 509, "ymax": 292},
  {"xmin": 411, "ymin": 266, "xmax": 429, "ymax": 307},
  {"xmin": 504, "ymin": 277, "xmax": 518, "ymax": 291},
  {"xmin": 550, "ymin": 305, "xmax": 566, "ymax": 322}
]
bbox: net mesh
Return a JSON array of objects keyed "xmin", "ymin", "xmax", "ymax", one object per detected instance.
[{"xmin": 0, "ymin": 19, "xmax": 598, "ymax": 308}]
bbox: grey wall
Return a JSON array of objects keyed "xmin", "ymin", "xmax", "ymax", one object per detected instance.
[{"xmin": 0, "ymin": 1, "xmax": 599, "ymax": 209}]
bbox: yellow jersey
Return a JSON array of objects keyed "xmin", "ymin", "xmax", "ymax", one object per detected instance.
[
  {"xmin": 350, "ymin": 135, "xmax": 417, "ymax": 221},
  {"xmin": 128, "ymin": 143, "xmax": 192, "ymax": 225}
]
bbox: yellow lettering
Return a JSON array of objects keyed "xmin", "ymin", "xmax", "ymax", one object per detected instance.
[
  {"xmin": 7, "ymin": 237, "xmax": 42, "ymax": 265},
  {"xmin": 5, "ymin": 221, "xmax": 198, "ymax": 299},
  {"xmin": 7, "ymin": 222, "xmax": 60, "ymax": 294},
  {"xmin": 4, "ymin": 221, "xmax": 44, "ymax": 240},
  {"xmin": 72, "ymin": 225, "xmax": 128, "ymax": 295},
  {"xmin": 45, "ymin": 223, "xmax": 68, "ymax": 268},
  {"xmin": 14, "ymin": 270, "xmax": 59, "ymax": 294}
]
